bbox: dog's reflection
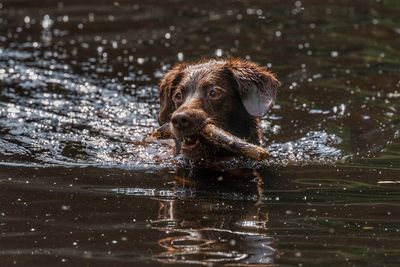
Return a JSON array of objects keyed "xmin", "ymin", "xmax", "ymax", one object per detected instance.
[{"xmin": 151, "ymin": 167, "xmax": 277, "ymax": 266}]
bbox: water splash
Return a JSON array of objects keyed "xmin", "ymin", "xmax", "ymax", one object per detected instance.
[{"xmin": 0, "ymin": 48, "xmax": 342, "ymax": 169}]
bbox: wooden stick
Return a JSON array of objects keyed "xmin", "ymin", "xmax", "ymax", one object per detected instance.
[
  {"xmin": 146, "ymin": 123, "xmax": 173, "ymax": 141},
  {"xmin": 202, "ymin": 124, "xmax": 269, "ymax": 161},
  {"xmin": 148, "ymin": 122, "xmax": 269, "ymax": 161}
]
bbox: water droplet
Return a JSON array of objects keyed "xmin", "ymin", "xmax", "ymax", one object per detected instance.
[
  {"xmin": 331, "ymin": 51, "xmax": 339, "ymax": 57},
  {"xmin": 177, "ymin": 52, "xmax": 184, "ymax": 61},
  {"xmin": 215, "ymin": 48, "xmax": 223, "ymax": 57}
]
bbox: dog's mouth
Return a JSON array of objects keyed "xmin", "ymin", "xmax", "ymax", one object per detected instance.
[
  {"xmin": 181, "ymin": 135, "xmax": 200, "ymax": 150},
  {"xmin": 177, "ymin": 131, "xmax": 228, "ymax": 160}
]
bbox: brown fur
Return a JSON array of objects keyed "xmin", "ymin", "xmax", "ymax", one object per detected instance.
[{"xmin": 159, "ymin": 58, "xmax": 280, "ymax": 160}]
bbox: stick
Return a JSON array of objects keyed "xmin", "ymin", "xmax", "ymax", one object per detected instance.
[
  {"xmin": 148, "ymin": 123, "xmax": 269, "ymax": 161},
  {"xmin": 145, "ymin": 123, "xmax": 173, "ymax": 141},
  {"xmin": 202, "ymin": 124, "xmax": 269, "ymax": 161}
]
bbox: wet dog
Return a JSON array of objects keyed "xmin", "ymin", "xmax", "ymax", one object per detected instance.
[{"xmin": 158, "ymin": 58, "xmax": 280, "ymax": 160}]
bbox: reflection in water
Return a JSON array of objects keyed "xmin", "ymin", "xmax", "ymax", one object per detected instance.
[
  {"xmin": 150, "ymin": 169, "xmax": 275, "ymax": 265},
  {"xmin": 0, "ymin": 164, "xmax": 399, "ymax": 266}
]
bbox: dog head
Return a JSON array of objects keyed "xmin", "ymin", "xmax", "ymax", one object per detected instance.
[{"xmin": 159, "ymin": 58, "xmax": 280, "ymax": 160}]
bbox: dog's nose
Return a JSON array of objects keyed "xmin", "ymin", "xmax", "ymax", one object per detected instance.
[{"xmin": 171, "ymin": 112, "xmax": 193, "ymax": 130}]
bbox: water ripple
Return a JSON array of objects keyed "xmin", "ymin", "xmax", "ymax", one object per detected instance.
[{"xmin": 0, "ymin": 48, "xmax": 344, "ymax": 168}]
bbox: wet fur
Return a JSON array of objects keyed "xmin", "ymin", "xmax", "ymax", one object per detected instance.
[{"xmin": 159, "ymin": 58, "xmax": 280, "ymax": 160}]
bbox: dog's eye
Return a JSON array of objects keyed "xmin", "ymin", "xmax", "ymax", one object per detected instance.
[
  {"xmin": 173, "ymin": 91, "xmax": 183, "ymax": 102},
  {"xmin": 208, "ymin": 88, "xmax": 222, "ymax": 100}
]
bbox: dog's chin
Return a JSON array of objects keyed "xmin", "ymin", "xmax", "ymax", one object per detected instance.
[{"xmin": 179, "ymin": 135, "xmax": 212, "ymax": 160}]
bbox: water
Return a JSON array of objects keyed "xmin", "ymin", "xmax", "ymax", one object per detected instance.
[{"xmin": 0, "ymin": 0, "xmax": 399, "ymax": 266}]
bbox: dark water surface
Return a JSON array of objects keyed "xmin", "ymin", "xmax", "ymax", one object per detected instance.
[{"xmin": 0, "ymin": 0, "xmax": 399, "ymax": 266}]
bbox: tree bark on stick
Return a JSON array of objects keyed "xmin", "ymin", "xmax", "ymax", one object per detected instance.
[{"xmin": 148, "ymin": 123, "xmax": 269, "ymax": 161}]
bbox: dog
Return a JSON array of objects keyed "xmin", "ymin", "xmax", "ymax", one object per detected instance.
[{"xmin": 158, "ymin": 58, "xmax": 280, "ymax": 160}]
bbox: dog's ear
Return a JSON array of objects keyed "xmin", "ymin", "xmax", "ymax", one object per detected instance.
[
  {"xmin": 158, "ymin": 63, "xmax": 186, "ymax": 125},
  {"xmin": 227, "ymin": 59, "xmax": 280, "ymax": 117}
]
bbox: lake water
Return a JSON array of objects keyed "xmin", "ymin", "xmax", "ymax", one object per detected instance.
[{"xmin": 0, "ymin": 0, "xmax": 399, "ymax": 266}]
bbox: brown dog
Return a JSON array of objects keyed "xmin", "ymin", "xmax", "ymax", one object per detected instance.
[{"xmin": 158, "ymin": 58, "xmax": 280, "ymax": 160}]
